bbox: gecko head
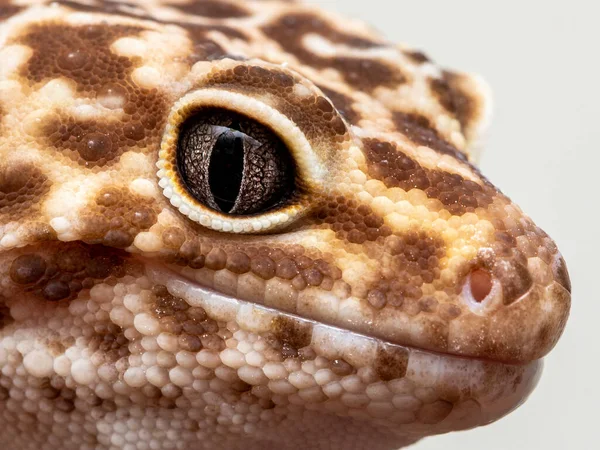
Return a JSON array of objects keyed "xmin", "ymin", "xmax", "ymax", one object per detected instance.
[{"xmin": 0, "ymin": 4, "xmax": 570, "ymax": 449}]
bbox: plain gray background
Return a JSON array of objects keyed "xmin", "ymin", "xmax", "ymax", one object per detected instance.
[{"xmin": 306, "ymin": 1, "xmax": 597, "ymax": 449}]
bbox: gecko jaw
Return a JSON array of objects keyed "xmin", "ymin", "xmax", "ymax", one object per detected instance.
[{"xmin": 143, "ymin": 259, "xmax": 543, "ymax": 431}]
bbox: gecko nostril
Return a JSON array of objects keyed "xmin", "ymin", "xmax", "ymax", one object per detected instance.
[{"xmin": 469, "ymin": 268, "xmax": 493, "ymax": 302}]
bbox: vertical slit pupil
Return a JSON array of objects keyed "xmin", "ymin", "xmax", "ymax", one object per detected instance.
[{"xmin": 208, "ymin": 129, "xmax": 245, "ymax": 212}]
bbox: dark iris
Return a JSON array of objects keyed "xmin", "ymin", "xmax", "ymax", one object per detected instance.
[{"xmin": 176, "ymin": 108, "xmax": 296, "ymax": 216}]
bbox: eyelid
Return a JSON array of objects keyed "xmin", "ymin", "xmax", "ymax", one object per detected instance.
[{"xmin": 157, "ymin": 89, "xmax": 324, "ymax": 233}]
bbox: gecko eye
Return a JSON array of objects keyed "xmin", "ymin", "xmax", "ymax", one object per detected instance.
[
  {"xmin": 176, "ymin": 108, "xmax": 296, "ymax": 215},
  {"xmin": 158, "ymin": 84, "xmax": 326, "ymax": 233}
]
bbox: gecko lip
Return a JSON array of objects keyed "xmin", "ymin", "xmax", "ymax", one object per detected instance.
[
  {"xmin": 144, "ymin": 260, "xmax": 532, "ymax": 367},
  {"xmin": 143, "ymin": 260, "xmax": 543, "ymax": 429}
]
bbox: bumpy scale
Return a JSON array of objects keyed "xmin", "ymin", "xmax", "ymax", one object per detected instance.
[{"xmin": 0, "ymin": 1, "xmax": 571, "ymax": 450}]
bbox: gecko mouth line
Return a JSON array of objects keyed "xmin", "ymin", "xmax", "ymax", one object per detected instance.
[
  {"xmin": 141, "ymin": 258, "xmax": 543, "ymax": 428},
  {"xmin": 143, "ymin": 258, "xmax": 536, "ymax": 368}
]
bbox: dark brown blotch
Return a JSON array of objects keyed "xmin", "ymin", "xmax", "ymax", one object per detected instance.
[
  {"xmin": 55, "ymin": 1, "xmax": 150, "ymax": 20},
  {"xmin": 0, "ymin": 163, "xmax": 50, "ymax": 223},
  {"xmin": 375, "ymin": 343, "xmax": 409, "ymax": 381},
  {"xmin": 262, "ymin": 13, "xmax": 403, "ymax": 93},
  {"xmin": 315, "ymin": 197, "xmax": 392, "ymax": 244},
  {"xmin": 271, "ymin": 316, "xmax": 312, "ymax": 353},
  {"xmin": 430, "ymin": 71, "xmax": 475, "ymax": 132},
  {"xmin": 363, "ymin": 138, "xmax": 495, "ymax": 216},
  {"xmin": 0, "ymin": 303, "xmax": 13, "ymax": 330},
  {"xmin": 362, "ymin": 231, "xmax": 446, "ymax": 308},
  {"xmin": 10, "ymin": 254, "xmax": 47, "ymax": 285},
  {"xmin": 80, "ymin": 187, "xmax": 157, "ymax": 246},
  {"xmin": 392, "ymin": 112, "xmax": 466, "ymax": 161},
  {"xmin": 152, "ymin": 285, "xmax": 190, "ymax": 318},
  {"xmin": 171, "ymin": 0, "xmax": 249, "ymax": 19},
  {"xmin": 17, "ymin": 23, "xmax": 141, "ymax": 90},
  {"xmin": 17, "ymin": 23, "xmax": 168, "ymax": 168},
  {"xmin": 318, "ymin": 85, "xmax": 360, "ymax": 125},
  {"xmin": 404, "ymin": 50, "xmax": 431, "ymax": 64},
  {"xmin": 0, "ymin": 2, "xmax": 22, "ymax": 20},
  {"xmin": 183, "ymin": 24, "xmax": 248, "ymax": 64},
  {"xmin": 14, "ymin": 243, "xmax": 131, "ymax": 303}
]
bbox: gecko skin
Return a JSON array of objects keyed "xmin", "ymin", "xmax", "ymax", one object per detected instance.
[{"xmin": 0, "ymin": 1, "xmax": 571, "ymax": 449}]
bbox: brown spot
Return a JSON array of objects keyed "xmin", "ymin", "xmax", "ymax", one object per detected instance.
[
  {"xmin": 392, "ymin": 112, "xmax": 466, "ymax": 161},
  {"xmin": 318, "ymin": 86, "xmax": 360, "ymax": 124},
  {"xmin": 404, "ymin": 50, "xmax": 431, "ymax": 64},
  {"xmin": 315, "ymin": 197, "xmax": 392, "ymax": 244},
  {"xmin": 81, "ymin": 187, "xmax": 157, "ymax": 245},
  {"xmin": 262, "ymin": 13, "xmax": 404, "ymax": 92},
  {"xmin": 78, "ymin": 133, "xmax": 113, "ymax": 162},
  {"xmin": 152, "ymin": 285, "xmax": 190, "ymax": 318},
  {"xmin": 430, "ymin": 71, "xmax": 475, "ymax": 132},
  {"xmin": 251, "ymin": 256, "xmax": 276, "ymax": 280},
  {"xmin": 103, "ymin": 229, "xmax": 133, "ymax": 248},
  {"xmin": 375, "ymin": 344, "xmax": 409, "ymax": 381},
  {"xmin": 276, "ymin": 258, "xmax": 299, "ymax": 280},
  {"xmin": 18, "ymin": 23, "xmax": 141, "ymax": 91},
  {"xmin": 367, "ymin": 290, "xmax": 387, "ymax": 310},
  {"xmin": 171, "ymin": 0, "xmax": 249, "ymax": 18},
  {"xmin": 16, "ymin": 23, "xmax": 167, "ymax": 168},
  {"xmin": 89, "ymin": 322, "xmax": 128, "ymax": 359},
  {"xmin": 271, "ymin": 316, "xmax": 312, "ymax": 352},
  {"xmin": 55, "ymin": 0, "xmax": 247, "ymax": 63},
  {"xmin": 55, "ymin": 1, "xmax": 150, "ymax": 20},
  {"xmin": 10, "ymin": 254, "xmax": 47, "ymax": 285},
  {"xmin": 335, "ymin": 57, "xmax": 406, "ymax": 92},
  {"xmin": 0, "ymin": 2, "xmax": 22, "ymax": 20},
  {"xmin": 0, "ymin": 303, "xmax": 13, "ymax": 330},
  {"xmin": 227, "ymin": 252, "xmax": 251, "ymax": 274},
  {"xmin": 179, "ymin": 334, "xmax": 202, "ymax": 352},
  {"xmin": 47, "ymin": 340, "xmax": 66, "ymax": 357},
  {"xmin": 183, "ymin": 24, "xmax": 248, "ymax": 63},
  {"xmin": 363, "ymin": 231, "xmax": 446, "ymax": 308},
  {"xmin": 13, "ymin": 244, "xmax": 131, "ymax": 302},
  {"xmin": 0, "ymin": 385, "xmax": 8, "ymax": 401},
  {"xmin": 0, "ymin": 163, "xmax": 50, "ymax": 223},
  {"xmin": 363, "ymin": 138, "xmax": 495, "ymax": 216}
]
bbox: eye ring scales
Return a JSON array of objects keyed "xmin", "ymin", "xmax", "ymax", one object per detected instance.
[{"xmin": 157, "ymin": 89, "xmax": 325, "ymax": 233}]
